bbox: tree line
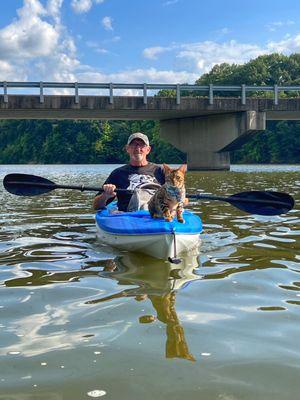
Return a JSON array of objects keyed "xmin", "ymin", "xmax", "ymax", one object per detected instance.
[
  {"xmin": 0, "ymin": 119, "xmax": 185, "ymax": 164},
  {"xmin": 0, "ymin": 53, "xmax": 299, "ymax": 164}
]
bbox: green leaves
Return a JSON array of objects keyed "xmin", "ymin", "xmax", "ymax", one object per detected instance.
[
  {"xmin": 231, "ymin": 121, "xmax": 300, "ymax": 164},
  {"xmin": 0, "ymin": 119, "xmax": 184, "ymax": 164}
]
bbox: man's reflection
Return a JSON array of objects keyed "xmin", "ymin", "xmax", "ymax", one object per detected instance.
[{"xmin": 86, "ymin": 251, "xmax": 201, "ymax": 361}]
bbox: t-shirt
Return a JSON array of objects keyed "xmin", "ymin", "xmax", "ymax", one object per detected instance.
[{"xmin": 101, "ymin": 163, "xmax": 165, "ymax": 211}]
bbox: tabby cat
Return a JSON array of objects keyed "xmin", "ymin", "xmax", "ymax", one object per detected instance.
[{"xmin": 148, "ymin": 164, "xmax": 187, "ymax": 223}]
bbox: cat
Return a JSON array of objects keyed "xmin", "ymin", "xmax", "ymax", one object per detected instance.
[{"xmin": 148, "ymin": 164, "xmax": 187, "ymax": 223}]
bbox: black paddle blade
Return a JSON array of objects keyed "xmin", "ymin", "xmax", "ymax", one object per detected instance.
[
  {"xmin": 3, "ymin": 173, "xmax": 56, "ymax": 196},
  {"xmin": 228, "ymin": 191, "xmax": 294, "ymax": 216}
]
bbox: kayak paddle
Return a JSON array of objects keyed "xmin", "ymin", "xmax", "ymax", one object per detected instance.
[
  {"xmin": 3, "ymin": 173, "xmax": 130, "ymax": 196},
  {"xmin": 3, "ymin": 173, "xmax": 295, "ymax": 216},
  {"xmin": 187, "ymin": 191, "xmax": 294, "ymax": 216}
]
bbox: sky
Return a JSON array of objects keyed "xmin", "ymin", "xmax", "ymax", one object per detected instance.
[{"xmin": 0, "ymin": 0, "xmax": 300, "ymax": 85}]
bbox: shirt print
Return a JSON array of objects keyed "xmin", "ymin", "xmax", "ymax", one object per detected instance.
[{"xmin": 126, "ymin": 174, "xmax": 158, "ymax": 190}]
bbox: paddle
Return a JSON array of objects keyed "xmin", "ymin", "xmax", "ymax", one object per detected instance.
[
  {"xmin": 3, "ymin": 173, "xmax": 131, "ymax": 196},
  {"xmin": 3, "ymin": 173, "xmax": 294, "ymax": 216},
  {"xmin": 186, "ymin": 192, "xmax": 294, "ymax": 216}
]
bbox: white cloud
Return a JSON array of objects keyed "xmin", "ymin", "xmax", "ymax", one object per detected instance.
[
  {"xmin": 71, "ymin": 0, "xmax": 92, "ymax": 13},
  {"xmin": 266, "ymin": 34, "xmax": 300, "ymax": 53},
  {"xmin": 176, "ymin": 40, "xmax": 266, "ymax": 73},
  {"xmin": 0, "ymin": 0, "xmax": 79, "ymax": 82},
  {"xmin": 143, "ymin": 39, "xmax": 272, "ymax": 75},
  {"xmin": 102, "ymin": 16, "xmax": 113, "ymax": 31},
  {"xmin": 143, "ymin": 46, "xmax": 172, "ymax": 60},
  {"xmin": 142, "ymin": 35, "xmax": 300, "ymax": 78},
  {"xmin": 0, "ymin": 60, "xmax": 24, "ymax": 81},
  {"xmin": 19, "ymin": 0, "xmax": 45, "ymax": 17},
  {"xmin": 219, "ymin": 27, "xmax": 230, "ymax": 35},
  {"xmin": 77, "ymin": 67, "xmax": 198, "ymax": 85},
  {"xmin": 47, "ymin": 0, "xmax": 63, "ymax": 24},
  {"xmin": 86, "ymin": 41, "xmax": 108, "ymax": 54},
  {"xmin": 0, "ymin": 0, "xmax": 59, "ymax": 60},
  {"xmin": 163, "ymin": 0, "xmax": 179, "ymax": 6},
  {"xmin": 266, "ymin": 20, "xmax": 295, "ymax": 32},
  {"xmin": 71, "ymin": 0, "xmax": 104, "ymax": 14}
]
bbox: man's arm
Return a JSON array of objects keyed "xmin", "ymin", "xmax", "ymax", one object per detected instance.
[{"xmin": 93, "ymin": 184, "xmax": 117, "ymax": 210}]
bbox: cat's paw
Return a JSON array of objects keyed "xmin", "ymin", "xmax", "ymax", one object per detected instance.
[
  {"xmin": 177, "ymin": 218, "xmax": 185, "ymax": 223},
  {"xmin": 164, "ymin": 216, "xmax": 173, "ymax": 222}
]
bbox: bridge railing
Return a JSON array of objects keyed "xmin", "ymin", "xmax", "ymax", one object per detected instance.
[{"xmin": 1, "ymin": 81, "xmax": 300, "ymax": 105}]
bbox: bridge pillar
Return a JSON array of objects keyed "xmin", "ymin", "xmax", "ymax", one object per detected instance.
[{"xmin": 160, "ymin": 111, "xmax": 266, "ymax": 170}]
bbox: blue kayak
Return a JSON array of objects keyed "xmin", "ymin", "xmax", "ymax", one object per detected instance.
[{"xmin": 95, "ymin": 204, "xmax": 202, "ymax": 260}]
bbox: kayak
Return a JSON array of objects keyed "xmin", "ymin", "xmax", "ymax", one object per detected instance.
[{"xmin": 95, "ymin": 203, "xmax": 202, "ymax": 260}]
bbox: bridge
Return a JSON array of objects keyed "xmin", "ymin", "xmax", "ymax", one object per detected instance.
[{"xmin": 1, "ymin": 81, "xmax": 300, "ymax": 170}]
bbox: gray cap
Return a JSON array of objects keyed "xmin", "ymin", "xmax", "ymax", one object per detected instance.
[{"xmin": 127, "ymin": 132, "xmax": 149, "ymax": 146}]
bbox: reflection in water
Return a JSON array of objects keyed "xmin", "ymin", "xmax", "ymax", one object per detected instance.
[
  {"xmin": 3, "ymin": 250, "xmax": 201, "ymax": 361},
  {"xmin": 148, "ymin": 293, "xmax": 196, "ymax": 361},
  {"xmin": 86, "ymin": 251, "xmax": 201, "ymax": 361},
  {"xmin": 1, "ymin": 165, "xmax": 299, "ymax": 399}
]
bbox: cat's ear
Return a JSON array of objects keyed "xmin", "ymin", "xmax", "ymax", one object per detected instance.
[
  {"xmin": 163, "ymin": 163, "xmax": 172, "ymax": 175},
  {"xmin": 179, "ymin": 164, "xmax": 187, "ymax": 174}
]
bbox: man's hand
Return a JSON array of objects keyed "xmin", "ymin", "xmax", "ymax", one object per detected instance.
[
  {"xmin": 102, "ymin": 184, "xmax": 117, "ymax": 199},
  {"xmin": 93, "ymin": 184, "xmax": 117, "ymax": 210}
]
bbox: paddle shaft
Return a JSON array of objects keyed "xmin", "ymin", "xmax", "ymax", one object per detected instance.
[
  {"xmin": 7, "ymin": 180, "xmax": 132, "ymax": 194},
  {"xmin": 11, "ymin": 180, "xmax": 288, "ymax": 207}
]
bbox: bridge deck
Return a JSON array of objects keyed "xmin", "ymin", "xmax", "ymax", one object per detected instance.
[{"xmin": 0, "ymin": 95, "xmax": 300, "ymax": 120}]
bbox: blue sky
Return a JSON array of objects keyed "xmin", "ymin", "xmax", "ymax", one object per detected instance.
[{"xmin": 0, "ymin": 0, "xmax": 299, "ymax": 85}]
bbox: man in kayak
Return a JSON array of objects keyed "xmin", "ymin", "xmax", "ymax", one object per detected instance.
[{"xmin": 93, "ymin": 132, "xmax": 165, "ymax": 211}]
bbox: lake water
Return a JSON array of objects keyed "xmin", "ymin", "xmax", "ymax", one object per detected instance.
[{"xmin": 0, "ymin": 164, "xmax": 299, "ymax": 400}]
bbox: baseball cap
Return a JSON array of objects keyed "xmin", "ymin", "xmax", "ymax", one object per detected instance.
[{"xmin": 127, "ymin": 132, "xmax": 150, "ymax": 146}]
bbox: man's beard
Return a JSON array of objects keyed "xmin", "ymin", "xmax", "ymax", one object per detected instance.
[{"xmin": 133, "ymin": 153, "xmax": 143, "ymax": 161}]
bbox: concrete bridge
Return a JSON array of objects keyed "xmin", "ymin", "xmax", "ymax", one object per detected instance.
[{"xmin": 1, "ymin": 81, "xmax": 300, "ymax": 170}]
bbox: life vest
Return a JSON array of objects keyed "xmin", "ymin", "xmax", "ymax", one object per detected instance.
[{"xmin": 127, "ymin": 183, "xmax": 161, "ymax": 212}]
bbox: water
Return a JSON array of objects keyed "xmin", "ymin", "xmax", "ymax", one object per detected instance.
[{"xmin": 0, "ymin": 164, "xmax": 299, "ymax": 400}]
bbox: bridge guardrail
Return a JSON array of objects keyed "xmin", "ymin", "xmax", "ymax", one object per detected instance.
[{"xmin": 1, "ymin": 81, "xmax": 300, "ymax": 106}]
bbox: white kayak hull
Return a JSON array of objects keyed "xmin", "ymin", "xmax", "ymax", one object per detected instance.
[{"xmin": 96, "ymin": 224, "xmax": 201, "ymax": 260}]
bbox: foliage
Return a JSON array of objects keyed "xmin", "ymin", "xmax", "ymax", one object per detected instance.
[
  {"xmin": 0, "ymin": 119, "xmax": 185, "ymax": 164},
  {"xmin": 231, "ymin": 121, "xmax": 300, "ymax": 164}
]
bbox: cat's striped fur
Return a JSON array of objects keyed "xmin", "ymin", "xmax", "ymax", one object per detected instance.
[{"xmin": 148, "ymin": 164, "xmax": 187, "ymax": 223}]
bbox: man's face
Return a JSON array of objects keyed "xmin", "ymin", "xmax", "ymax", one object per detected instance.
[{"xmin": 126, "ymin": 139, "xmax": 151, "ymax": 164}]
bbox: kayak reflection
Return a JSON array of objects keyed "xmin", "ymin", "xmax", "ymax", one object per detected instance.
[{"xmin": 87, "ymin": 250, "xmax": 201, "ymax": 361}]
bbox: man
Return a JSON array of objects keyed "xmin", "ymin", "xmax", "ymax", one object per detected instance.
[{"xmin": 93, "ymin": 132, "xmax": 165, "ymax": 211}]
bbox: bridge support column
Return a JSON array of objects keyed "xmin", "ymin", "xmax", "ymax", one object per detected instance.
[{"xmin": 160, "ymin": 111, "xmax": 266, "ymax": 170}]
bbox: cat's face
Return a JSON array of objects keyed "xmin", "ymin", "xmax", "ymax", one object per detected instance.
[{"xmin": 163, "ymin": 164, "xmax": 187, "ymax": 188}]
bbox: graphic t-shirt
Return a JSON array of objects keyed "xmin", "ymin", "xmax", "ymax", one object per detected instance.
[{"xmin": 102, "ymin": 163, "xmax": 165, "ymax": 211}]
